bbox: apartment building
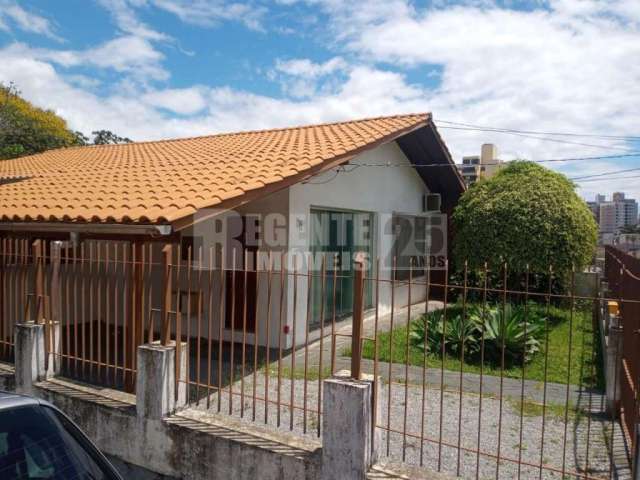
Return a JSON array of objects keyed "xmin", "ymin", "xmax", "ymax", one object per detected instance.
[{"xmin": 458, "ymin": 143, "xmax": 503, "ymax": 186}]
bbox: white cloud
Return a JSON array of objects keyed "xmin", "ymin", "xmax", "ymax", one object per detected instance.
[
  {"xmin": 149, "ymin": 0, "xmax": 268, "ymax": 31},
  {"xmin": 98, "ymin": 0, "xmax": 267, "ymax": 34},
  {"xmin": 96, "ymin": 0, "xmax": 169, "ymax": 41},
  {"xmin": 293, "ymin": 0, "xmax": 640, "ymax": 191},
  {"xmin": 1, "ymin": 0, "xmax": 639, "ymax": 202},
  {"xmin": 270, "ymin": 57, "xmax": 348, "ymax": 97},
  {"xmin": 0, "ymin": 1, "xmax": 62, "ymax": 40},
  {"xmin": 275, "ymin": 57, "xmax": 346, "ymax": 77},
  {"xmin": 142, "ymin": 87, "xmax": 208, "ymax": 115},
  {"xmin": 5, "ymin": 37, "xmax": 168, "ymax": 82}
]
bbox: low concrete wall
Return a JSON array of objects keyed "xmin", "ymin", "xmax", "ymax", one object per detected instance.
[
  {"xmin": 0, "ymin": 361, "xmax": 15, "ymax": 390},
  {"xmin": 4, "ymin": 332, "xmax": 450, "ymax": 480},
  {"xmin": 32, "ymin": 378, "xmax": 322, "ymax": 480}
]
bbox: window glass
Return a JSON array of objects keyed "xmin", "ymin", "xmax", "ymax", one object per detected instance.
[
  {"xmin": 393, "ymin": 214, "xmax": 428, "ymax": 281},
  {"xmin": 0, "ymin": 405, "xmax": 117, "ymax": 480}
]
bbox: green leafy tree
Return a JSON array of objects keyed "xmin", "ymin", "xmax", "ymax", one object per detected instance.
[
  {"xmin": 452, "ymin": 161, "xmax": 597, "ymax": 284},
  {"xmin": 91, "ymin": 130, "xmax": 132, "ymax": 145},
  {"xmin": 0, "ymin": 82, "xmax": 132, "ymax": 159},
  {"xmin": 0, "ymin": 82, "xmax": 77, "ymax": 159}
]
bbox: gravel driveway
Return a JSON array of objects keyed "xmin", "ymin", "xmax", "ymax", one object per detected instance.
[{"xmin": 188, "ymin": 367, "xmax": 630, "ymax": 480}]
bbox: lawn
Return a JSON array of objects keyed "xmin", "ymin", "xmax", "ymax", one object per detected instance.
[{"xmin": 351, "ymin": 302, "xmax": 603, "ymax": 388}]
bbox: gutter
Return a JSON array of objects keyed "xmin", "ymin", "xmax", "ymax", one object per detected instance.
[{"xmin": 0, "ymin": 222, "xmax": 172, "ymax": 236}]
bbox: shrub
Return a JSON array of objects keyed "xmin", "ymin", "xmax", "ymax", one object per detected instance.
[
  {"xmin": 452, "ymin": 161, "xmax": 598, "ymax": 290},
  {"xmin": 410, "ymin": 303, "xmax": 546, "ymax": 366},
  {"xmin": 410, "ymin": 307, "xmax": 478, "ymax": 356},
  {"xmin": 477, "ymin": 304, "xmax": 544, "ymax": 365}
]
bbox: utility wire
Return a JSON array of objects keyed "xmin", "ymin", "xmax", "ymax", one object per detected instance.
[
  {"xmin": 344, "ymin": 152, "xmax": 640, "ymax": 169},
  {"xmin": 438, "ymin": 126, "xmax": 634, "ymax": 152},
  {"xmin": 436, "ymin": 119, "xmax": 640, "ymax": 141},
  {"xmin": 574, "ymin": 174, "xmax": 640, "ymax": 183},
  {"xmin": 570, "ymin": 167, "xmax": 640, "ymax": 180}
]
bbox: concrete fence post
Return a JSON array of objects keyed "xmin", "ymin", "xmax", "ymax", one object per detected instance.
[
  {"xmin": 322, "ymin": 370, "xmax": 380, "ymax": 480},
  {"xmin": 606, "ymin": 313, "xmax": 623, "ymax": 416},
  {"xmin": 136, "ymin": 341, "xmax": 187, "ymax": 420},
  {"xmin": 46, "ymin": 321, "xmax": 61, "ymax": 378},
  {"xmin": 14, "ymin": 323, "xmax": 47, "ymax": 394}
]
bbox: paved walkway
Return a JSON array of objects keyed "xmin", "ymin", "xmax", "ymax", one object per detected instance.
[{"xmin": 257, "ymin": 300, "xmax": 594, "ymax": 406}]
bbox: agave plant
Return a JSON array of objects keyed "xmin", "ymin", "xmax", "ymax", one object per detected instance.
[
  {"xmin": 410, "ymin": 308, "xmax": 479, "ymax": 356},
  {"xmin": 476, "ymin": 304, "xmax": 545, "ymax": 364}
]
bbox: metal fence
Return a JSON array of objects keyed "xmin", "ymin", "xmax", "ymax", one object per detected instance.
[
  {"xmin": 1, "ymin": 236, "xmax": 638, "ymax": 479},
  {"xmin": 605, "ymin": 246, "xmax": 640, "ymax": 470}
]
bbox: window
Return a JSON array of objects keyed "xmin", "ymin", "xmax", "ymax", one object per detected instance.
[
  {"xmin": 176, "ymin": 290, "xmax": 202, "ymax": 317},
  {"xmin": 181, "ymin": 235, "xmax": 203, "ymax": 262},
  {"xmin": 392, "ymin": 214, "xmax": 428, "ymax": 281}
]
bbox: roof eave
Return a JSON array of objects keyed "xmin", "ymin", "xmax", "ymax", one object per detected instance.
[{"xmin": 0, "ymin": 222, "xmax": 172, "ymax": 236}]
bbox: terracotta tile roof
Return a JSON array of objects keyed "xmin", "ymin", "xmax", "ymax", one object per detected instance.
[{"xmin": 0, "ymin": 113, "xmax": 430, "ymax": 226}]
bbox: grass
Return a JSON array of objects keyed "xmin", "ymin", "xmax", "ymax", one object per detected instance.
[
  {"xmin": 347, "ymin": 302, "xmax": 603, "ymax": 388},
  {"xmin": 261, "ymin": 364, "xmax": 333, "ymax": 381},
  {"xmin": 506, "ymin": 398, "xmax": 580, "ymax": 421}
]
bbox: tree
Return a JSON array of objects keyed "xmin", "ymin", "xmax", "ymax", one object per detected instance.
[
  {"xmin": 90, "ymin": 130, "xmax": 132, "ymax": 145},
  {"xmin": 0, "ymin": 82, "xmax": 77, "ymax": 159},
  {"xmin": 452, "ymin": 161, "xmax": 598, "ymax": 284},
  {"xmin": 0, "ymin": 82, "xmax": 132, "ymax": 159}
]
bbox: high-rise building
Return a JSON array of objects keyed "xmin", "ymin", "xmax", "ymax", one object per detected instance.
[
  {"xmin": 593, "ymin": 193, "xmax": 638, "ymax": 237},
  {"xmin": 458, "ymin": 144, "xmax": 503, "ymax": 186}
]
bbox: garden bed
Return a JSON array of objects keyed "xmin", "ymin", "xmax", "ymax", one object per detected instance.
[{"xmin": 353, "ymin": 302, "xmax": 602, "ymax": 387}]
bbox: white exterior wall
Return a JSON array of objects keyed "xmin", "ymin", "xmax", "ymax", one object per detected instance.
[
  {"xmin": 286, "ymin": 141, "xmax": 429, "ymax": 347},
  {"xmin": 173, "ymin": 188, "xmax": 290, "ymax": 350},
  {"xmin": 159, "ymin": 141, "xmax": 430, "ymax": 349}
]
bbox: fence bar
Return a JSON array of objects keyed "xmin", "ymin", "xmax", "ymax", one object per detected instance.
[
  {"xmin": 276, "ymin": 251, "xmax": 285, "ymax": 427},
  {"xmin": 350, "ymin": 252, "xmax": 366, "ymax": 380},
  {"xmin": 437, "ymin": 259, "xmax": 449, "ymax": 471},
  {"xmin": 316, "ymin": 255, "xmax": 326, "ymax": 437},
  {"xmin": 303, "ymin": 253, "xmax": 312, "ymax": 433},
  {"xmin": 33, "ymin": 239, "xmax": 44, "ymax": 323},
  {"xmin": 161, "ymin": 244, "xmax": 173, "ymax": 346},
  {"xmin": 252, "ymin": 252, "xmax": 261, "ymax": 422}
]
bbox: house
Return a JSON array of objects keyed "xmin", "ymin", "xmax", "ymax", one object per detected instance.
[{"xmin": 0, "ymin": 113, "xmax": 464, "ymax": 356}]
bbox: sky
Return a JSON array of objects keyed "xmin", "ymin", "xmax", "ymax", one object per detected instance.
[{"xmin": 0, "ymin": 0, "xmax": 639, "ymax": 201}]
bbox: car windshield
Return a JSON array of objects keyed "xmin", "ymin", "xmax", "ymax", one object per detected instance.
[{"xmin": 0, "ymin": 404, "xmax": 116, "ymax": 480}]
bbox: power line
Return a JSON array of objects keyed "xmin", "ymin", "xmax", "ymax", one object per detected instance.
[
  {"xmin": 436, "ymin": 119, "xmax": 640, "ymax": 141},
  {"xmin": 570, "ymin": 167, "xmax": 640, "ymax": 180},
  {"xmin": 574, "ymin": 174, "xmax": 640, "ymax": 183},
  {"xmin": 438, "ymin": 125, "xmax": 635, "ymax": 152},
  {"xmin": 345, "ymin": 152, "xmax": 640, "ymax": 169}
]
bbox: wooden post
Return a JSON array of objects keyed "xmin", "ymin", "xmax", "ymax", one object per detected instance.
[
  {"xmin": 161, "ymin": 244, "xmax": 173, "ymax": 346},
  {"xmin": 351, "ymin": 252, "xmax": 366, "ymax": 380}
]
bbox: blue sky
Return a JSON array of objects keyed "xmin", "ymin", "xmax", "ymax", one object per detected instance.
[{"xmin": 0, "ymin": 0, "xmax": 639, "ymax": 201}]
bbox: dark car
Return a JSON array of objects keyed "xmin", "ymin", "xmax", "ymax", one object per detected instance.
[{"xmin": 0, "ymin": 391, "xmax": 123, "ymax": 480}]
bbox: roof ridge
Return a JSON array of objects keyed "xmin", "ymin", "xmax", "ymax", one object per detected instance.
[{"xmin": 45, "ymin": 112, "xmax": 431, "ymax": 154}]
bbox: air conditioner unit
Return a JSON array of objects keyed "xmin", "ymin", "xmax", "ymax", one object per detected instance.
[{"xmin": 423, "ymin": 193, "xmax": 441, "ymax": 212}]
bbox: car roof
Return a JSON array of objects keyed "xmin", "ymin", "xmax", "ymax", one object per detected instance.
[{"xmin": 0, "ymin": 390, "xmax": 43, "ymax": 411}]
